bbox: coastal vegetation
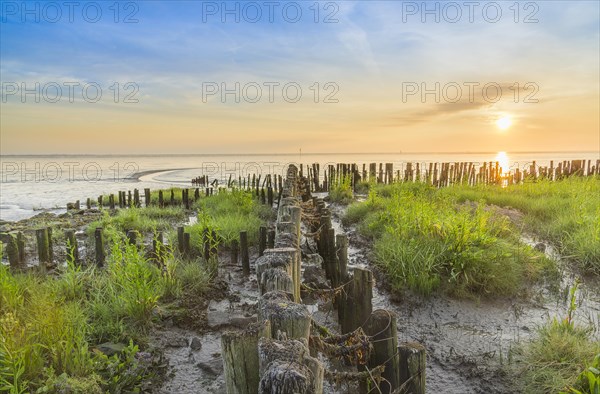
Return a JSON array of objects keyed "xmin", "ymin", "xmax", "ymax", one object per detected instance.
[{"xmin": 0, "ymin": 188, "xmax": 269, "ymax": 393}]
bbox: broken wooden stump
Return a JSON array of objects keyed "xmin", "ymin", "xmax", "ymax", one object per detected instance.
[
  {"xmin": 222, "ymin": 320, "xmax": 272, "ymax": 394},
  {"xmin": 258, "ymin": 291, "xmax": 311, "ymax": 341},
  {"xmin": 398, "ymin": 342, "xmax": 426, "ymax": 394}
]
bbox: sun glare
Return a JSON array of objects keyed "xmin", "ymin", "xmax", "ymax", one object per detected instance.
[
  {"xmin": 495, "ymin": 151, "xmax": 510, "ymax": 174},
  {"xmin": 496, "ymin": 116, "xmax": 512, "ymax": 130}
]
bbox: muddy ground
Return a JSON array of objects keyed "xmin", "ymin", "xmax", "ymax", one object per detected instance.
[
  {"xmin": 327, "ymin": 200, "xmax": 600, "ymax": 394},
  {"xmin": 3, "ymin": 201, "xmax": 598, "ymax": 393},
  {"xmin": 155, "ymin": 198, "xmax": 600, "ymax": 394}
]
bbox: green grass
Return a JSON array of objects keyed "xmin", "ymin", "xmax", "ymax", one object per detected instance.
[
  {"xmin": 189, "ymin": 189, "xmax": 274, "ymax": 248},
  {"xmin": 446, "ymin": 176, "xmax": 600, "ymax": 274},
  {"xmin": 86, "ymin": 206, "xmax": 186, "ymax": 242},
  {"xmin": 345, "ymin": 182, "xmax": 555, "ymax": 297},
  {"xmin": 0, "ymin": 237, "xmax": 212, "ymax": 393},
  {"xmin": 329, "ymin": 176, "xmax": 354, "ymax": 204},
  {"xmin": 521, "ymin": 282, "xmax": 600, "ymax": 394}
]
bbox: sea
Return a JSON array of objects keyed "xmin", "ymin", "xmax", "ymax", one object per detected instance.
[{"xmin": 1, "ymin": 152, "xmax": 598, "ymax": 222}]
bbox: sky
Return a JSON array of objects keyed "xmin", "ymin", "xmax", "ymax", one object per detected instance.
[{"xmin": 0, "ymin": 0, "xmax": 599, "ymax": 154}]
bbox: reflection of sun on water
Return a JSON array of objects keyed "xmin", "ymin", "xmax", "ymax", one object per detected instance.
[{"xmin": 495, "ymin": 151, "xmax": 510, "ymax": 174}]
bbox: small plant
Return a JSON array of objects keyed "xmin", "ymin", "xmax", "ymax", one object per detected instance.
[
  {"xmin": 329, "ymin": 175, "xmax": 354, "ymax": 204},
  {"xmin": 523, "ymin": 280, "xmax": 600, "ymax": 394}
]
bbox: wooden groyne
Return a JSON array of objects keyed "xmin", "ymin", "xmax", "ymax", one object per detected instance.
[
  {"xmin": 186, "ymin": 158, "xmax": 598, "ymax": 194},
  {"xmin": 299, "ymin": 158, "xmax": 600, "ymax": 192},
  {"xmin": 221, "ymin": 164, "xmax": 426, "ymax": 393}
]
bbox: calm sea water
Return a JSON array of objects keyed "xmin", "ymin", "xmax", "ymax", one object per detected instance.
[{"xmin": 1, "ymin": 152, "xmax": 597, "ymax": 221}]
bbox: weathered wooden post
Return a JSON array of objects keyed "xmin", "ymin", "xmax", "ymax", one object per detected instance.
[
  {"xmin": 259, "ymin": 226, "xmax": 267, "ymax": 256},
  {"xmin": 326, "ymin": 228, "xmax": 337, "ymax": 285},
  {"xmin": 335, "ymin": 233, "xmax": 349, "ymax": 285},
  {"xmin": 144, "ymin": 188, "xmax": 151, "ymax": 207},
  {"xmin": 267, "ymin": 230, "xmax": 275, "ymax": 249},
  {"xmin": 158, "ymin": 190, "xmax": 164, "ymax": 207},
  {"xmin": 134, "ymin": 189, "xmax": 140, "ymax": 207},
  {"xmin": 398, "ymin": 342, "xmax": 426, "ymax": 394},
  {"xmin": 98, "ymin": 195, "xmax": 103, "ymax": 208},
  {"xmin": 36, "ymin": 228, "xmax": 50, "ymax": 264},
  {"xmin": 65, "ymin": 230, "xmax": 79, "ymax": 265},
  {"xmin": 341, "ymin": 267, "xmax": 373, "ymax": 334},
  {"xmin": 170, "ymin": 189, "xmax": 175, "ymax": 206},
  {"xmin": 184, "ymin": 189, "xmax": 190, "ymax": 209},
  {"xmin": 127, "ymin": 190, "xmax": 132, "ymax": 207},
  {"xmin": 6, "ymin": 234, "xmax": 20, "ymax": 268},
  {"xmin": 109, "ymin": 194, "xmax": 115, "ymax": 209},
  {"xmin": 365, "ymin": 310, "xmax": 400, "ymax": 393},
  {"xmin": 259, "ymin": 268, "xmax": 294, "ymax": 296},
  {"xmin": 17, "ymin": 232, "xmax": 25, "ymax": 264},
  {"xmin": 94, "ymin": 228, "xmax": 105, "ymax": 267},
  {"xmin": 258, "ymin": 291, "xmax": 311, "ymax": 341},
  {"xmin": 258, "ymin": 338, "xmax": 324, "ymax": 394},
  {"xmin": 267, "ymin": 187, "xmax": 274, "ymax": 206},
  {"xmin": 177, "ymin": 227, "xmax": 185, "ymax": 255},
  {"xmin": 183, "ymin": 232, "xmax": 191, "ymax": 258},
  {"xmin": 221, "ymin": 321, "xmax": 271, "ymax": 394},
  {"xmin": 46, "ymin": 227, "xmax": 53, "ymax": 263},
  {"xmin": 86, "ymin": 198, "xmax": 92, "ymax": 209},
  {"xmin": 240, "ymin": 231, "xmax": 250, "ymax": 275}
]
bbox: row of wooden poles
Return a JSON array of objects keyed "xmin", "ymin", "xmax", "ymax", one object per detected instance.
[
  {"xmin": 311, "ymin": 188, "xmax": 426, "ymax": 393},
  {"xmin": 192, "ymin": 172, "xmax": 284, "ymax": 192},
  {"xmin": 300, "ymin": 158, "xmax": 600, "ymax": 191},
  {"xmin": 66, "ymin": 185, "xmax": 276, "ymax": 212},
  {"xmin": 220, "ymin": 164, "xmax": 426, "ymax": 394},
  {"xmin": 3, "ymin": 181, "xmax": 281, "ymax": 269}
]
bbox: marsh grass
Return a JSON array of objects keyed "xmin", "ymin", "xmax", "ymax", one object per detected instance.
[
  {"xmin": 329, "ymin": 175, "xmax": 354, "ymax": 204},
  {"xmin": 448, "ymin": 177, "xmax": 600, "ymax": 274},
  {"xmin": 0, "ymin": 237, "xmax": 212, "ymax": 393},
  {"xmin": 85, "ymin": 206, "xmax": 186, "ymax": 243},
  {"xmin": 189, "ymin": 189, "xmax": 273, "ymax": 248},
  {"xmin": 521, "ymin": 281, "xmax": 600, "ymax": 394},
  {"xmin": 345, "ymin": 182, "xmax": 555, "ymax": 296}
]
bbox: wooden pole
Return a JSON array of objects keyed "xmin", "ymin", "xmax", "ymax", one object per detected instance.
[
  {"xmin": 177, "ymin": 226, "xmax": 185, "ymax": 255},
  {"xmin": 17, "ymin": 232, "xmax": 25, "ymax": 264},
  {"xmin": 267, "ymin": 230, "xmax": 275, "ymax": 249},
  {"xmin": 366, "ymin": 310, "xmax": 400, "ymax": 393},
  {"xmin": 259, "ymin": 226, "xmax": 267, "ymax": 256},
  {"xmin": 240, "ymin": 231, "xmax": 250, "ymax": 275},
  {"xmin": 341, "ymin": 267, "xmax": 373, "ymax": 333},
  {"xmin": 398, "ymin": 342, "xmax": 426, "ymax": 394},
  {"xmin": 6, "ymin": 234, "xmax": 19, "ymax": 268},
  {"xmin": 36, "ymin": 228, "xmax": 50, "ymax": 264},
  {"xmin": 231, "ymin": 239, "xmax": 239, "ymax": 265},
  {"xmin": 222, "ymin": 321, "xmax": 271, "ymax": 394},
  {"xmin": 94, "ymin": 227, "xmax": 105, "ymax": 267},
  {"xmin": 183, "ymin": 232, "xmax": 191, "ymax": 258},
  {"xmin": 258, "ymin": 291, "xmax": 311, "ymax": 341}
]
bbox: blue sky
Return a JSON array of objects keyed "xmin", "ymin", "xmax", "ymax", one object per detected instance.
[{"xmin": 1, "ymin": 1, "xmax": 599, "ymax": 153}]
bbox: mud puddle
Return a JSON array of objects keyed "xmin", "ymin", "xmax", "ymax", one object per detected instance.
[{"xmin": 327, "ymin": 200, "xmax": 600, "ymax": 394}]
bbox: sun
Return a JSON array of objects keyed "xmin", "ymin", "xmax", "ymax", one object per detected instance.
[{"xmin": 496, "ymin": 116, "xmax": 512, "ymax": 130}]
